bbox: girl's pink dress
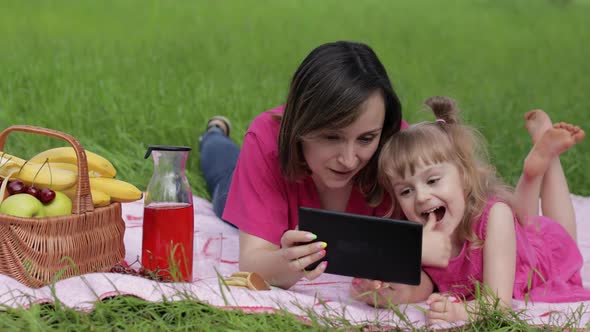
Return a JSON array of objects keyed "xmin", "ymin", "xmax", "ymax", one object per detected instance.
[{"xmin": 424, "ymin": 198, "xmax": 590, "ymax": 302}]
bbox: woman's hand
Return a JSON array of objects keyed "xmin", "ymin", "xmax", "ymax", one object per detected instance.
[
  {"xmin": 280, "ymin": 230, "xmax": 328, "ymax": 280},
  {"xmin": 426, "ymin": 293, "xmax": 468, "ymax": 326}
]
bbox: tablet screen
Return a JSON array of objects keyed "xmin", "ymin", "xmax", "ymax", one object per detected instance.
[{"xmin": 298, "ymin": 207, "xmax": 423, "ymax": 285}]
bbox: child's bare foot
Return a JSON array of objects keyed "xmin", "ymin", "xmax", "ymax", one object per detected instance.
[
  {"xmin": 525, "ymin": 110, "xmax": 552, "ymax": 143},
  {"xmin": 523, "ymin": 123, "xmax": 585, "ymax": 178},
  {"xmin": 554, "ymin": 122, "xmax": 586, "ymax": 143}
]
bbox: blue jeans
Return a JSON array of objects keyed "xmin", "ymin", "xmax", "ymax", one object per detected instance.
[{"xmin": 199, "ymin": 127, "xmax": 240, "ymax": 227}]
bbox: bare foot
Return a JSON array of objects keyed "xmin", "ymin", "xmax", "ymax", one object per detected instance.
[
  {"xmin": 554, "ymin": 122, "xmax": 586, "ymax": 143},
  {"xmin": 524, "ymin": 110, "xmax": 552, "ymax": 143},
  {"xmin": 523, "ymin": 123, "xmax": 585, "ymax": 178}
]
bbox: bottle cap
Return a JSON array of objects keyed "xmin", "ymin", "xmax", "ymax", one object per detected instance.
[{"xmin": 144, "ymin": 145, "xmax": 192, "ymax": 159}]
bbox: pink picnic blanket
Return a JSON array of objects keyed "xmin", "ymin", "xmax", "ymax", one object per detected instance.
[{"xmin": 2, "ymin": 195, "xmax": 590, "ymax": 330}]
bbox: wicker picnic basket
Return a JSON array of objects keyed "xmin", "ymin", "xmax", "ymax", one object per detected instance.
[{"xmin": 0, "ymin": 125, "xmax": 125, "ymax": 288}]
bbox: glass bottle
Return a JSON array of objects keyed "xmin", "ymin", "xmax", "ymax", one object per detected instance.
[{"xmin": 142, "ymin": 145, "xmax": 194, "ymax": 282}]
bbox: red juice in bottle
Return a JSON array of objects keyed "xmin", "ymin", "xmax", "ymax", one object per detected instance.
[{"xmin": 142, "ymin": 202, "xmax": 194, "ymax": 281}]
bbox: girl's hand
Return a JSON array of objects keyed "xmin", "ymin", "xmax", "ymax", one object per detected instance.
[
  {"xmin": 350, "ymin": 278, "xmax": 397, "ymax": 307},
  {"xmin": 426, "ymin": 293, "xmax": 468, "ymax": 325},
  {"xmin": 350, "ymin": 276, "xmax": 435, "ymax": 307},
  {"xmin": 421, "ymin": 213, "xmax": 452, "ymax": 268},
  {"xmin": 279, "ymin": 230, "xmax": 328, "ymax": 280}
]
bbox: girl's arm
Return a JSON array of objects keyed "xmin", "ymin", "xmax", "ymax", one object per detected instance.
[
  {"xmin": 350, "ymin": 271, "xmax": 434, "ymax": 306},
  {"xmin": 427, "ymin": 202, "xmax": 517, "ymax": 324},
  {"xmin": 239, "ymin": 230, "xmax": 327, "ymax": 289},
  {"xmin": 482, "ymin": 202, "xmax": 517, "ymax": 307}
]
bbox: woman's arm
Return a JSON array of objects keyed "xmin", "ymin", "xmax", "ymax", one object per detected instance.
[{"xmin": 239, "ymin": 230, "xmax": 327, "ymax": 289}]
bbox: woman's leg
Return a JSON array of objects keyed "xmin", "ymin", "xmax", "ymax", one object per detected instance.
[{"xmin": 199, "ymin": 121, "xmax": 240, "ymax": 225}]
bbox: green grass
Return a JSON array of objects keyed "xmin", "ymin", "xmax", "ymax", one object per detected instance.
[
  {"xmin": 0, "ymin": 0, "xmax": 589, "ymax": 330},
  {"xmin": 0, "ymin": 296, "xmax": 326, "ymax": 331}
]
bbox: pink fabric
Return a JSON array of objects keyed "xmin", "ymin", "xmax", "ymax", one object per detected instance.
[
  {"xmin": 2, "ymin": 195, "xmax": 590, "ymax": 330},
  {"xmin": 424, "ymin": 198, "xmax": 590, "ymax": 303},
  {"xmin": 223, "ymin": 106, "xmax": 402, "ymax": 245}
]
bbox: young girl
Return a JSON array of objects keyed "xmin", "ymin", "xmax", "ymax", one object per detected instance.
[{"xmin": 373, "ymin": 96, "xmax": 587, "ymax": 323}]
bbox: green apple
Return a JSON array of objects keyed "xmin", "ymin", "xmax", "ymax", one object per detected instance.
[
  {"xmin": 42, "ymin": 191, "xmax": 72, "ymax": 217},
  {"xmin": 0, "ymin": 193, "xmax": 46, "ymax": 218}
]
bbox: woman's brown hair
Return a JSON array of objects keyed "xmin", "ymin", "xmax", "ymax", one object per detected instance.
[{"xmin": 277, "ymin": 41, "xmax": 402, "ymax": 205}]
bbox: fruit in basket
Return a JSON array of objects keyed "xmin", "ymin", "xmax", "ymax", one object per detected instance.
[
  {"xmin": 25, "ymin": 186, "xmax": 40, "ymax": 198},
  {"xmin": 42, "ymin": 191, "xmax": 72, "ymax": 217},
  {"xmin": 46, "ymin": 162, "xmax": 103, "ymax": 177},
  {"xmin": 2, "ymin": 148, "xmax": 142, "ymax": 208},
  {"xmin": 0, "ymin": 151, "xmax": 77, "ymax": 190},
  {"xmin": 62, "ymin": 186, "xmax": 111, "ymax": 207},
  {"xmin": 88, "ymin": 189, "xmax": 110, "ymax": 207},
  {"xmin": 0, "ymin": 193, "xmax": 46, "ymax": 218},
  {"xmin": 38, "ymin": 188, "xmax": 56, "ymax": 203},
  {"xmin": 89, "ymin": 177, "xmax": 142, "ymax": 202},
  {"xmin": 7, "ymin": 180, "xmax": 26, "ymax": 195},
  {"xmin": 29, "ymin": 147, "xmax": 117, "ymax": 178}
]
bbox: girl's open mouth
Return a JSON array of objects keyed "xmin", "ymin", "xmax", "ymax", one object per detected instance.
[{"xmin": 421, "ymin": 206, "xmax": 446, "ymax": 223}]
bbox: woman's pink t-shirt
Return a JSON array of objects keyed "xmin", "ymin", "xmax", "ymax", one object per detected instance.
[{"xmin": 222, "ymin": 106, "xmax": 407, "ymax": 246}]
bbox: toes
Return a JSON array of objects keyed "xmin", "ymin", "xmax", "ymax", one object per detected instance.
[
  {"xmin": 575, "ymin": 129, "xmax": 586, "ymax": 142},
  {"xmin": 524, "ymin": 109, "xmax": 540, "ymax": 120}
]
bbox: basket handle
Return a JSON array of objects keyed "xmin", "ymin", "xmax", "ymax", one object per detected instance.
[{"xmin": 0, "ymin": 125, "xmax": 94, "ymax": 214}]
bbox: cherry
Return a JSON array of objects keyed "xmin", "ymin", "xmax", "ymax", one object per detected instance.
[
  {"xmin": 39, "ymin": 188, "xmax": 56, "ymax": 203},
  {"xmin": 7, "ymin": 180, "xmax": 26, "ymax": 195},
  {"xmin": 26, "ymin": 186, "xmax": 41, "ymax": 198}
]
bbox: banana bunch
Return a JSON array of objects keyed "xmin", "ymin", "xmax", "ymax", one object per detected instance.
[
  {"xmin": 0, "ymin": 147, "xmax": 142, "ymax": 207},
  {"xmin": 222, "ymin": 271, "xmax": 271, "ymax": 291},
  {"xmin": 0, "ymin": 151, "xmax": 77, "ymax": 190},
  {"xmin": 30, "ymin": 147, "xmax": 117, "ymax": 177}
]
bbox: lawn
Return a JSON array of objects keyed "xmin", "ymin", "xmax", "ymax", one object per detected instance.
[{"xmin": 0, "ymin": 0, "xmax": 589, "ymax": 330}]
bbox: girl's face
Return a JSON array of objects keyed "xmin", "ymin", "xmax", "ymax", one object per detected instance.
[
  {"xmin": 390, "ymin": 161, "xmax": 466, "ymax": 237},
  {"xmin": 302, "ymin": 92, "xmax": 385, "ymax": 192}
]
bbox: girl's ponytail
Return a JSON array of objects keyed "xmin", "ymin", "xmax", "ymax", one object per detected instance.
[{"xmin": 424, "ymin": 96, "xmax": 461, "ymax": 125}]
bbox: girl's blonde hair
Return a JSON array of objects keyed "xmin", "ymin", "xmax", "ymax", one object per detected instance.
[{"xmin": 379, "ymin": 96, "xmax": 513, "ymax": 245}]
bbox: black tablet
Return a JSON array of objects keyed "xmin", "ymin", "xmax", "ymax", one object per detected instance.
[{"xmin": 298, "ymin": 207, "xmax": 423, "ymax": 285}]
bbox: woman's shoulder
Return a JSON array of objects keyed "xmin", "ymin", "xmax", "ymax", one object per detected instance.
[
  {"xmin": 241, "ymin": 106, "xmax": 283, "ymax": 168},
  {"xmin": 247, "ymin": 105, "xmax": 284, "ymax": 135},
  {"xmin": 242, "ymin": 105, "xmax": 284, "ymax": 156}
]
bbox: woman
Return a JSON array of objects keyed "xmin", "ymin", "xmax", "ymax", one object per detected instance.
[{"xmin": 199, "ymin": 41, "xmax": 441, "ymax": 290}]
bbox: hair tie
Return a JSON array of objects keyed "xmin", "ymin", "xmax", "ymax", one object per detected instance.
[{"xmin": 435, "ymin": 118, "xmax": 446, "ymax": 124}]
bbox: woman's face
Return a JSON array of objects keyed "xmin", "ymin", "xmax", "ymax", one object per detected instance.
[{"xmin": 302, "ymin": 92, "xmax": 386, "ymax": 192}]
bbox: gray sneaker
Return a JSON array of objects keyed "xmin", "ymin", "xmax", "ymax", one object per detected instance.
[{"xmin": 198, "ymin": 115, "xmax": 232, "ymax": 145}]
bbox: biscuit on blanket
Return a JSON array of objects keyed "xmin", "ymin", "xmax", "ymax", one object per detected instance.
[
  {"xmin": 245, "ymin": 272, "xmax": 270, "ymax": 291},
  {"xmin": 230, "ymin": 271, "xmax": 251, "ymax": 279},
  {"xmin": 223, "ymin": 276, "xmax": 248, "ymax": 287},
  {"xmin": 224, "ymin": 272, "xmax": 270, "ymax": 290}
]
